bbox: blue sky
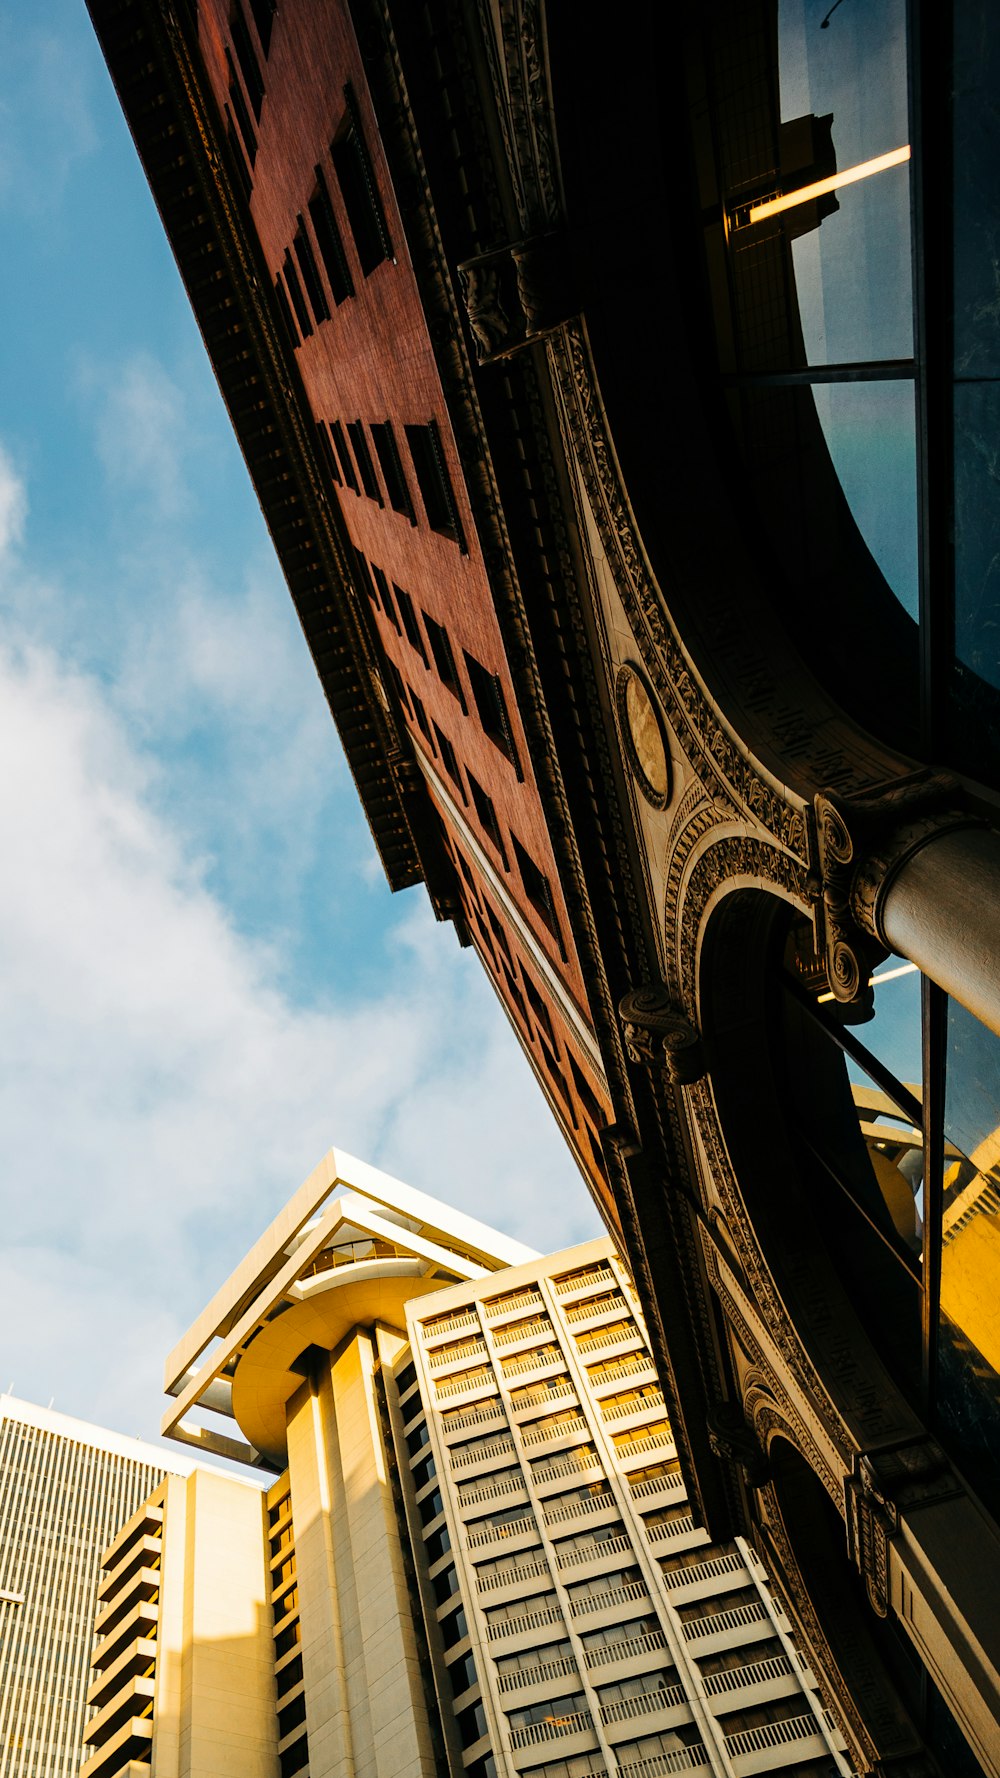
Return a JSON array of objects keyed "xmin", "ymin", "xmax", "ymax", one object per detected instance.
[{"xmin": 0, "ymin": 1, "xmax": 594, "ymax": 1447}]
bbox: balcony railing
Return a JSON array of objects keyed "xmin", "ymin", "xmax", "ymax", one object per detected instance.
[
  {"xmin": 703, "ymin": 1654, "xmax": 792, "ymax": 1698},
  {"xmin": 584, "ymin": 1629, "xmax": 667, "ymax": 1669},
  {"xmin": 477, "ymin": 1555, "xmax": 551, "ymax": 1593},
  {"xmin": 586, "ymin": 1354, "xmax": 655, "ymax": 1388},
  {"xmin": 569, "ymin": 1579, "xmax": 648, "ymax": 1618},
  {"xmin": 421, "ymin": 1311, "xmax": 479, "ymax": 1342},
  {"xmin": 563, "ymin": 1297, "xmax": 625, "ymax": 1326},
  {"xmin": 436, "ymin": 1372, "xmax": 496, "ymax": 1401},
  {"xmin": 467, "ymin": 1513, "xmax": 537, "ymax": 1550},
  {"xmin": 441, "ymin": 1400, "xmax": 506, "ymax": 1436},
  {"xmin": 557, "ymin": 1533, "xmax": 631, "ymax": 1570},
  {"xmin": 450, "ymin": 1436, "xmax": 516, "ymax": 1471},
  {"xmin": 599, "ymin": 1682, "xmax": 686, "ymax": 1724},
  {"xmin": 575, "ymin": 1325, "xmax": 638, "ymax": 1355},
  {"xmin": 615, "ymin": 1748, "xmax": 710, "ymax": 1777},
  {"xmin": 602, "ymin": 1391, "xmax": 665, "ymax": 1424},
  {"xmin": 486, "ymin": 1604, "xmax": 564, "ymax": 1641},
  {"xmin": 510, "ymin": 1380, "xmax": 576, "ymax": 1413},
  {"xmin": 459, "ymin": 1473, "xmax": 527, "ymax": 1509},
  {"xmin": 682, "ymin": 1602, "xmax": 768, "ymax": 1641},
  {"xmin": 646, "ymin": 1517, "xmax": 696, "ymax": 1544},
  {"xmin": 659, "ymin": 1552, "xmax": 745, "ymax": 1593},
  {"xmin": 613, "ymin": 1428, "xmax": 671, "ymax": 1461},
  {"xmin": 553, "ymin": 1267, "xmax": 616, "ymax": 1297},
  {"xmin": 483, "ymin": 1290, "xmax": 544, "ymax": 1321},
  {"xmin": 492, "ymin": 1317, "xmax": 553, "ymax": 1349},
  {"xmin": 509, "ymin": 1711, "xmax": 593, "ymax": 1750},
  {"xmin": 497, "ymin": 1653, "xmax": 580, "ymax": 1692},
  {"xmin": 532, "ymin": 1450, "xmax": 603, "ymax": 1486},
  {"xmin": 502, "ymin": 1347, "xmax": 563, "ymax": 1380},
  {"xmin": 630, "ymin": 1471, "xmax": 683, "ymax": 1504},
  {"xmin": 544, "ymin": 1490, "xmax": 614, "ymax": 1527},
  {"xmin": 521, "ymin": 1416, "xmax": 589, "ymax": 1449},
  {"xmin": 427, "ymin": 1338, "xmax": 488, "ymax": 1371},
  {"xmin": 723, "ymin": 1712, "xmax": 824, "ymax": 1756}
]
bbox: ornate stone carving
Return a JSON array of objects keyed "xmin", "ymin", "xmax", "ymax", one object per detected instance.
[
  {"xmin": 618, "ymin": 985, "xmax": 706, "ymax": 1086},
  {"xmin": 457, "ymin": 235, "xmax": 574, "ymax": 364},
  {"xmin": 845, "ymin": 1438, "xmax": 960, "ymax": 1617},
  {"xmin": 815, "ymin": 771, "xmax": 981, "ymax": 1011},
  {"xmin": 706, "ymin": 1401, "xmax": 769, "ymax": 1489}
]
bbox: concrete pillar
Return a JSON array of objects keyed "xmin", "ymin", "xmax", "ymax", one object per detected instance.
[{"xmin": 880, "ymin": 826, "xmax": 1000, "ymax": 1037}]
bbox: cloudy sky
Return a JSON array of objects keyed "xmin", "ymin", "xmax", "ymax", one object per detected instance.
[{"xmin": 0, "ymin": 0, "xmax": 594, "ymax": 1451}]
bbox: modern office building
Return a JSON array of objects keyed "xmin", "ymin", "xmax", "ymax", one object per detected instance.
[
  {"xmin": 84, "ymin": 0, "xmax": 1000, "ymax": 1771},
  {"xmin": 82, "ymin": 1148, "xmax": 847, "ymax": 1778},
  {"xmin": 0, "ymin": 1394, "xmax": 200, "ymax": 1778}
]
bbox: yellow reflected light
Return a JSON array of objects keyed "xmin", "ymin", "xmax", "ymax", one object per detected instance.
[
  {"xmin": 817, "ymin": 960, "xmax": 918, "ymax": 1005},
  {"xmin": 746, "ymin": 144, "xmax": 911, "ymax": 225}
]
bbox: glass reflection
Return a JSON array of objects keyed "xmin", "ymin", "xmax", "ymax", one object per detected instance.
[
  {"xmin": 938, "ymin": 999, "xmax": 1000, "ymax": 1510},
  {"xmin": 778, "ymin": 0, "xmax": 912, "ymax": 364},
  {"xmin": 811, "ymin": 382, "xmax": 918, "ymax": 619}
]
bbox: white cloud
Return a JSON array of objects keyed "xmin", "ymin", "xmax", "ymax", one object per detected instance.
[
  {"xmin": 0, "ymin": 441, "xmax": 27, "ymax": 558},
  {"xmin": 83, "ymin": 350, "xmax": 191, "ymax": 520}
]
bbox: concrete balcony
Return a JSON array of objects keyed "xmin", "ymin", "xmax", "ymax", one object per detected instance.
[
  {"xmin": 509, "ymin": 1381, "xmax": 577, "ymax": 1419},
  {"xmin": 99, "ymin": 1504, "xmax": 163, "ymax": 1578},
  {"xmin": 420, "ymin": 1310, "xmax": 480, "ymax": 1345},
  {"xmin": 466, "ymin": 1513, "xmax": 538, "ymax": 1552},
  {"xmin": 520, "ymin": 1414, "xmax": 589, "ymax": 1450},
  {"xmin": 552, "ymin": 1266, "xmax": 617, "ymax": 1300},
  {"xmin": 427, "ymin": 1337, "xmax": 489, "ymax": 1372},
  {"xmin": 601, "ymin": 1392, "xmax": 666, "ymax": 1428},
  {"xmin": 85, "ymin": 1676, "xmax": 155, "ymax": 1753},
  {"xmin": 476, "ymin": 1553, "xmax": 552, "ymax": 1594},
  {"xmin": 435, "ymin": 1370, "xmax": 497, "ymax": 1404},
  {"xmin": 585, "ymin": 1354, "xmax": 657, "ymax": 1394},
  {"xmin": 93, "ymin": 1570, "xmax": 160, "ymax": 1641},
  {"xmin": 556, "ymin": 1532, "xmax": 632, "ymax": 1573},
  {"xmin": 81, "ymin": 1714, "xmax": 153, "ymax": 1778},
  {"xmin": 612, "ymin": 1426, "xmax": 672, "ymax": 1466},
  {"xmin": 501, "ymin": 1346, "xmax": 566, "ymax": 1383},
  {"xmin": 645, "ymin": 1517, "xmax": 704, "ymax": 1550},
  {"xmin": 449, "ymin": 1434, "xmax": 517, "ymax": 1472},
  {"xmin": 599, "ymin": 1684, "xmax": 690, "ymax": 1729},
  {"xmin": 91, "ymin": 1601, "xmax": 159, "ymax": 1675},
  {"xmin": 724, "ymin": 1711, "xmax": 833, "ymax": 1775},
  {"xmin": 681, "ymin": 1602, "xmax": 770, "ymax": 1656},
  {"xmin": 458, "ymin": 1472, "xmax": 529, "ymax": 1514},
  {"xmin": 562, "ymin": 1295, "xmax": 629, "ymax": 1329},
  {"xmin": 439, "ymin": 1399, "xmax": 507, "ymax": 1440},
  {"xmin": 96, "ymin": 1537, "xmax": 162, "ymax": 1606},
  {"xmin": 483, "ymin": 1289, "xmax": 544, "ymax": 1322},
  {"xmin": 659, "ymin": 1552, "xmax": 747, "ymax": 1604},
  {"xmin": 574, "ymin": 1323, "xmax": 643, "ymax": 1359},
  {"xmin": 491, "ymin": 1316, "xmax": 554, "ymax": 1351},
  {"xmin": 486, "ymin": 1602, "xmax": 565, "ymax": 1644},
  {"xmin": 615, "ymin": 1748, "xmax": 710, "ymax": 1777},
  {"xmin": 86, "ymin": 1638, "xmax": 158, "ymax": 1711},
  {"xmin": 509, "ymin": 1710, "xmax": 595, "ymax": 1753},
  {"xmin": 629, "ymin": 1470, "xmax": 684, "ymax": 1507},
  {"xmin": 543, "ymin": 1489, "xmax": 617, "ymax": 1530},
  {"xmin": 702, "ymin": 1654, "xmax": 797, "ymax": 1714},
  {"xmin": 497, "ymin": 1653, "xmax": 581, "ymax": 1694},
  {"xmin": 584, "ymin": 1629, "xmax": 669, "ymax": 1673},
  {"xmin": 569, "ymin": 1578, "xmax": 649, "ymax": 1621}
]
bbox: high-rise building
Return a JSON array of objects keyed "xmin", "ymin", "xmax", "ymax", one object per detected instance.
[
  {"xmin": 82, "ymin": 1148, "xmax": 847, "ymax": 1778},
  {"xmin": 0, "ymin": 1395, "xmax": 204, "ymax": 1778},
  {"xmin": 83, "ymin": 0, "xmax": 1000, "ymax": 1770}
]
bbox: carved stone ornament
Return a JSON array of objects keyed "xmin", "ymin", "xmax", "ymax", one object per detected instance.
[
  {"xmin": 618, "ymin": 984, "xmax": 706, "ymax": 1086},
  {"xmin": 844, "ymin": 1437, "xmax": 959, "ymax": 1618},
  {"xmin": 457, "ymin": 234, "xmax": 575, "ymax": 365},
  {"xmin": 706, "ymin": 1401, "xmax": 769, "ymax": 1489},
  {"xmin": 814, "ymin": 771, "xmax": 980, "ymax": 1012},
  {"xmin": 615, "ymin": 663, "xmax": 671, "ymax": 810}
]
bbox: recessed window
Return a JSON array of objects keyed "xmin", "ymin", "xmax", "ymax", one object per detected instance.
[
  {"xmin": 569, "ymin": 1054, "xmax": 606, "ymax": 1130},
  {"xmin": 230, "ymin": 3, "xmax": 265, "ymax": 119},
  {"xmin": 225, "ymin": 49, "xmax": 257, "ymax": 166},
  {"xmin": 408, "ymin": 686, "xmax": 434, "ymax": 749},
  {"xmin": 521, "ymin": 966, "xmax": 553, "ymax": 1043},
  {"xmin": 273, "ymin": 275, "xmax": 298, "ymax": 349},
  {"xmin": 293, "ymin": 219, "xmax": 329, "ymax": 325},
  {"xmin": 467, "ymin": 773, "xmax": 507, "ymax": 866},
  {"xmin": 329, "ymin": 421, "xmax": 358, "ymax": 493},
  {"xmin": 393, "ymin": 584, "xmax": 427, "ymax": 663},
  {"xmin": 317, "ymin": 423, "xmax": 341, "ymax": 486},
  {"xmin": 370, "ymin": 423, "xmax": 415, "ymax": 520},
  {"xmin": 247, "ymin": 0, "xmax": 276, "ymax": 56},
  {"xmin": 405, "ymin": 421, "xmax": 467, "ymax": 549},
  {"xmin": 463, "ymin": 652, "xmax": 520, "ymax": 775},
  {"xmin": 308, "ymin": 171, "xmax": 354, "ymax": 305},
  {"xmin": 512, "ymin": 835, "xmax": 562, "ymax": 950},
  {"xmin": 423, "ymin": 613, "xmax": 465, "ymax": 705},
  {"xmin": 447, "ymin": 1649, "xmax": 478, "ymax": 1697},
  {"xmin": 347, "ymin": 421, "xmax": 381, "ymax": 502},
  {"xmin": 370, "ymin": 565, "xmax": 400, "ymax": 631},
  {"xmin": 441, "ymin": 1602, "xmax": 469, "ymax": 1648},
  {"xmin": 331, "ymin": 86, "xmax": 392, "ymax": 276},
  {"xmin": 282, "ymin": 250, "xmax": 312, "ymax": 339},
  {"xmin": 386, "ymin": 660, "xmax": 410, "ymax": 713},
  {"xmin": 432, "ymin": 723, "xmax": 464, "ymax": 798}
]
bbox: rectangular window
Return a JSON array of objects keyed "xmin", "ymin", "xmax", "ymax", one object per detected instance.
[
  {"xmin": 282, "ymin": 250, "xmax": 312, "ymax": 340},
  {"xmin": 409, "ymin": 686, "xmax": 434, "ymax": 749},
  {"xmin": 568, "ymin": 1054, "xmax": 606, "ymax": 1130},
  {"xmin": 433, "ymin": 723, "xmax": 465, "ymax": 798},
  {"xmin": 370, "ymin": 423, "xmax": 415, "ymax": 520},
  {"xmin": 521, "ymin": 966, "xmax": 553, "ymax": 1042},
  {"xmin": 346, "ymin": 420, "xmax": 381, "ymax": 502},
  {"xmin": 308, "ymin": 171, "xmax": 355, "ymax": 305},
  {"xmin": 273, "ymin": 275, "xmax": 298, "ymax": 350},
  {"xmin": 463, "ymin": 652, "xmax": 520, "ymax": 774},
  {"xmin": 386, "ymin": 660, "xmax": 411, "ymax": 715},
  {"xmin": 467, "ymin": 772, "xmax": 507, "ymax": 866},
  {"xmin": 248, "ymin": 0, "xmax": 276, "ymax": 55},
  {"xmin": 225, "ymin": 50, "xmax": 257, "ymax": 166},
  {"xmin": 485, "ymin": 903, "xmax": 511, "ymax": 964},
  {"xmin": 393, "ymin": 584, "xmax": 427, "ymax": 663},
  {"xmin": 353, "ymin": 549, "xmax": 378, "ymax": 604},
  {"xmin": 293, "ymin": 219, "xmax": 329, "ymax": 325},
  {"xmin": 371, "ymin": 565, "xmax": 400, "ymax": 631},
  {"xmin": 317, "ymin": 422, "xmax": 341, "ymax": 486},
  {"xmin": 512, "ymin": 835, "xmax": 562, "ymax": 949},
  {"xmin": 423, "ymin": 612, "xmax": 465, "ymax": 706},
  {"xmin": 405, "ymin": 421, "xmax": 467, "ymax": 549},
  {"xmin": 331, "ymin": 86, "xmax": 392, "ymax": 276},
  {"xmin": 230, "ymin": 2, "xmax": 265, "ymax": 119},
  {"xmin": 329, "ymin": 420, "xmax": 358, "ymax": 493}
]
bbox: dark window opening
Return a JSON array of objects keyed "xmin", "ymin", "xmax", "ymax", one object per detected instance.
[
  {"xmin": 405, "ymin": 421, "xmax": 467, "ymax": 549},
  {"xmin": 396, "ymin": 1359, "xmax": 417, "ymax": 1397},
  {"xmin": 386, "ymin": 660, "xmax": 410, "ymax": 715},
  {"xmin": 293, "ymin": 220, "xmax": 329, "ymax": 325},
  {"xmin": 393, "ymin": 584, "xmax": 427, "ymax": 663},
  {"xmin": 277, "ymin": 1692, "xmax": 307, "ymax": 1739},
  {"xmin": 423, "ymin": 613, "xmax": 465, "ymax": 706},
  {"xmin": 432, "ymin": 1563, "xmax": 459, "ymax": 1605},
  {"xmin": 225, "ymin": 51, "xmax": 257, "ymax": 166},
  {"xmin": 371, "ymin": 565, "xmax": 400, "ymax": 630},
  {"xmin": 317, "ymin": 423, "xmax": 341, "ymax": 486},
  {"xmin": 273, "ymin": 275, "xmax": 299, "ymax": 350},
  {"xmin": 419, "ymin": 1487, "xmax": 445, "ymax": 1525},
  {"xmin": 276, "ymin": 1655, "xmax": 303, "ymax": 1697},
  {"xmin": 329, "ymin": 421, "xmax": 358, "ymax": 493},
  {"xmin": 433, "ymin": 724, "xmax": 464, "ymax": 797},
  {"xmin": 282, "ymin": 251, "xmax": 312, "ymax": 340},
  {"xmin": 370, "ymin": 423, "xmax": 415, "ymax": 520},
  {"xmin": 279, "ymin": 1735, "xmax": 309, "ymax": 1778},
  {"xmin": 504, "ymin": 969, "xmax": 527, "ymax": 1026},
  {"xmin": 408, "ymin": 686, "xmax": 434, "ymax": 749},
  {"xmin": 308, "ymin": 171, "xmax": 355, "ymax": 305},
  {"xmin": 225, "ymin": 110, "xmax": 254, "ymax": 198},
  {"xmin": 457, "ymin": 1698, "xmax": 489, "ymax": 1749},
  {"xmin": 463, "ymin": 652, "xmax": 520, "ymax": 774},
  {"xmin": 447, "ymin": 1649, "xmax": 478, "ymax": 1697},
  {"xmin": 467, "ymin": 774, "xmax": 507, "ymax": 866},
  {"xmin": 512, "ymin": 836, "xmax": 563, "ymax": 951},
  {"xmin": 347, "ymin": 421, "xmax": 381, "ymax": 502},
  {"xmin": 441, "ymin": 1602, "xmax": 469, "ymax": 1647},
  {"xmin": 331, "ymin": 87, "xmax": 392, "ymax": 276},
  {"xmin": 569, "ymin": 1054, "xmax": 606, "ymax": 1130},
  {"xmin": 521, "ymin": 967, "xmax": 553, "ymax": 1043},
  {"xmin": 484, "ymin": 904, "xmax": 511, "ymax": 964},
  {"xmin": 247, "ymin": 0, "xmax": 275, "ymax": 56},
  {"xmin": 230, "ymin": 3, "xmax": 265, "ymax": 120}
]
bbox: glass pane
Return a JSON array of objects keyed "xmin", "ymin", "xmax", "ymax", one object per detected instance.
[
  {"xmin": 937, "ymin": 999, "xmax": 1000, "ymax": 1511},
  {"xmin": 778, "ymin": 0, "xmax": 912, "ymax": 364},
  {"xmin": 811, "ymin": 381, "xmax": 919, "ymax": 619},
  {"xmin": 954, "ymin": 0, "xmax": 1000, "ymax": 379},
  {"xmin": 954, "ymin": 380, "xmax": 1000, "ymax": 696}
]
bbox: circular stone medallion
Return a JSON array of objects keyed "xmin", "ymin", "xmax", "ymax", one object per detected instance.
[{"xmin": 617, "ymin": 664, "xmax": 670, "ymax": 808}]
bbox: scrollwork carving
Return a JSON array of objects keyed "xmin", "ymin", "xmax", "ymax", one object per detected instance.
[
  {"xmin": 618, "ymin": 985, "xmax": 706, "ymax": 1086},
  {"xmin": 706, "ymin": 1400, "xmax": 769, "ymax": 1489}
]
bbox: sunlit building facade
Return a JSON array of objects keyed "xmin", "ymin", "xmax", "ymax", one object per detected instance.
[
  {"xmin": 83, "ymin": 1149, "xmax": 846, "ymax": 1778},
  {"xmin": 85, "ymin": 0, "xmax": 1000, "ymax": 1771}
]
